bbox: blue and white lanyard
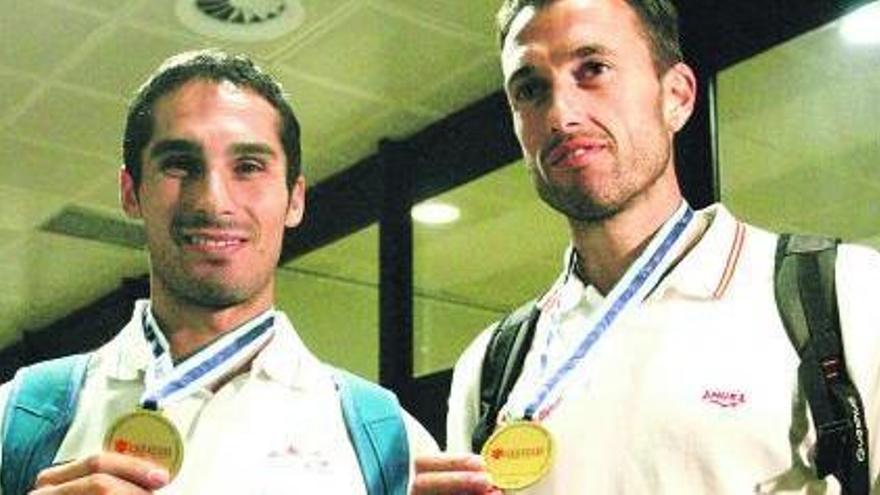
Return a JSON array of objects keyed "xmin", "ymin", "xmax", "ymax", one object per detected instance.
[
  {"xmin": 504, "ymin": 201, "xmax": 695, "ymax": 422},
  {"xmin": 140, "ymin": 304, "xmax": 276, "ymax": 410}
]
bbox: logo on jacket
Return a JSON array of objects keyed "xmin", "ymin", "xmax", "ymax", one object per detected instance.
[{"xmin": 701, "ymin": 388, "xmax": 746, "ymax": 408}]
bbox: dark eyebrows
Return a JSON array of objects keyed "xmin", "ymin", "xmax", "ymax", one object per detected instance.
[
  {"xmin": 148, "ymin": 139, "xmax": 201, "ymax": 160},
  {"xmin": 231, "ymin": 142, "xmax": 276, "ymax": 158},
  {"xmin": 572, "ymin": 44, "xmax": 613, "ymax": 60},
  {"xmin": 147, "ymin": 140, "xmax": 277, "ymax": 160}
]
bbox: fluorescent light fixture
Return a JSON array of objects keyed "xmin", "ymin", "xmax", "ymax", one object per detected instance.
[
  {"xmin": 840, "ymin": 2, "xmax": 880, "ymax": 45},
  {"xmin": 411, "ymin": 202, "xmax": 460, "ymax": 225}
]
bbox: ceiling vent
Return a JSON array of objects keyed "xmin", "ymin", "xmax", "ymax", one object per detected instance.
[{"xmin": 176, "ymin": 0, "xmax": 305, "ymax": 42}]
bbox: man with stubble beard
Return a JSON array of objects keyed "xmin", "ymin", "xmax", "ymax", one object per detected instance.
[
  {"xmin": 0, "ymin": 49, "xmax": 435, "ymax": 495},
  {"xmin": 411, "ymin": 0, "xmax": 880, "ymax": 493}
]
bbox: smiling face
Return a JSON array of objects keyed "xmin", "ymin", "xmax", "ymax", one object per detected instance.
[
  {"xmin": 501, "ymin": 0, "xmax": 694, "ymax": 222},
  {"xmin": 121, "ymin": 79, "xmax": 305, "ymax": 312}
]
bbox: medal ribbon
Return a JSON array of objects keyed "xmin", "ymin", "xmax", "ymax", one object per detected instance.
[
  {"xmin": 509, "ymin": 202, "xmax": 694, "ymax": 421},
  {"xmin": 140, "ymin": 305, "xmax": 276, "ymax": 410}
]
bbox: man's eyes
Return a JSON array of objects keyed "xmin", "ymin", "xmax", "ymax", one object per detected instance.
[
  {"xmin": 511, "ymin": 78, "xmax": 548, "ymax": 104},
  {"xmin": 576, "ymin": 60, "xmax": 611, "ymax": 81},
  {"xmin": 235, "ymin": 157, "xmax": 268, "ymax": 176},
  {"xmin": 155, "ymin": 156, "xmax": 269, "ymax": 177},
  {"xmin": 159, "ymin": 155, "xmax": 199, "ymax": 177},
  {"xmin": 509, "ymin": 61, "xmax": 610, "ymax": 105}
]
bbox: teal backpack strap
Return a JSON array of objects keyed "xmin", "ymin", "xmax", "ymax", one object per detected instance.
[
  {"xmin": 1, "ymin": 354, "xmax": 91, "ymax": 495},
  {"xmin": 774, "ymin": 234, "xmax": 869, "ymax": 495},
  {"xmin": 335, "ymin": 370, "xmax": 409, "ymax": 495}
]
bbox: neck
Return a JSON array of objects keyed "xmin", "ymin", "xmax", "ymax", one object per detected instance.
[
  {"xmin": 570, "ymin": 189, "xmax": 683, "ymax": 295},
  {"xmin": 149, "ymin": 290, "xmax": 273, "ymax": 359}
]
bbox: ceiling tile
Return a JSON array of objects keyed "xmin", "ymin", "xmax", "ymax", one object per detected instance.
[
  {"xmin": 0, "ymin": 0, "xmax": 104, "ymax": 77},
  {"xmin": 305, "ymin": 106, "xmax": 439, "ymax": 182},
  {"xmin": 414, "ymin": 52, "xmax": 501, "ymax": 114},
  {"xmin": 0, "ymin": 135, "xmax": 116, "ymax": 198},
  {"xmin": 280, "ymin": 4, "xmax": 485, "ymax": 103},
  {"xmin": 61, "ymin": 26, "xmax": 213, "ymax": 98},
  {"xmin": 0, "ymin": 72, "xmax": 39, "ymax": 120},
  {"xmin": 271, "ymin": 69, "xmax": 387, "ymax": 180},
  {"xmin": 0, "ymin": 185, "xmax": 70, "ymax": 232},
  {"xmin": 46, "ymin": 0, "xmax": 134, "ymax": 16},
  {"xmin": 11, "ymin": 85, "xmax": 125, "ymax": 160},
  {"xmin": 74, "ymin": 175, "xmax": 129, "ymax": 212},
  {"xmin": 373, "ymin": 0, "xmax": 499, "ymax": 45}
]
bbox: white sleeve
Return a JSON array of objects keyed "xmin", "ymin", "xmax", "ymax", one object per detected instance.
[
  {"xmin": 401, "ymin": 409, "xmax": 437, "ymax": 493},
  {"xmin": 0, "ymin": 379, "xmax": 11, "ymax": 495},
  {"xmin": 445, "ymin": 326, "xmax": 495, "ymax": 453},
  {"xmin": 402, "ymin": 410, "xmax": 438, "ymax": 456},
  {"xmin": 835, "ymin": 243, "xmax": 880, "ymax": 491}
]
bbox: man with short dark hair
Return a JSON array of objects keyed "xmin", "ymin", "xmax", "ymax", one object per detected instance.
[
  {"xmin": 0, "ymin": 49, "xmax": 436, "ymax": 494},
  {"xmin": 412, "ymin": 0, "xmax": 880, "ymax": 493}
]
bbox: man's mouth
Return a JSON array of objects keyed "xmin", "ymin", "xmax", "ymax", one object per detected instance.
[
  {"xmin": 543, "ymin": 135, "xmax": 611, "ymax": 169},
  {"xmin": 178, "ymin": 231, "xmax": 248, "ymax": 252}
]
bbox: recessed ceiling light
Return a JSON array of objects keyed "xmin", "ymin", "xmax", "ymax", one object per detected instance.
[
  {"xmin": 411, "ymin": 202, "xmax": 460, "ymax": 225},
  {"xmin": 840, "ymin": 2, "xmax": 880, "ymax": 45},
  {"xmin": 176, "ymin": 0, "xmax": 305, "ymax": 42}
]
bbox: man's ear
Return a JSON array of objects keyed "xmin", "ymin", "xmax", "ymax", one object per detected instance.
[
  {"xmin": 119, "ymin": 166, "xmax": 142, "ymax": 219},
  {"xmin": 662, "ymin": 62, "xmax": 697, "ymax": 133},
  {"xmin": 284, "ymin": 175, "xmax": 306, "ymax": 228}
]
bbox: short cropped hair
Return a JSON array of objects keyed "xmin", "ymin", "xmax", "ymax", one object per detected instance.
[
  {"xmin": 496, "ymin": 0, "xmax": 683, "ymax": 74},
  {"xmin": 122, "ymin": 49, "xmax": 301, "ymax": 191}
]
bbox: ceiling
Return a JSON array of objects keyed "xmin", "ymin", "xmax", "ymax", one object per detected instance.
[{"xmin": 1, "ymin": 0, "xmax": 878, "ymax": 379}]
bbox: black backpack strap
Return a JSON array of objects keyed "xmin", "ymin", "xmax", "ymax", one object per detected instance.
[
  {"xmin": 471, "ymin": 300, "xmax": 540, "ymax": 453},
  {"xmin": 774, "ymin": 233, "xmax": 869, "ymax": 495}
]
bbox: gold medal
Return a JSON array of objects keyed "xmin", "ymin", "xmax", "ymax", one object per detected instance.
[
  {"xmin": 104, "ymin": 409, "xmax": 184, "ymax": 479},
  {"xmin": 481, "ymin": 420, "xmax": 554, "ymax": 490}
]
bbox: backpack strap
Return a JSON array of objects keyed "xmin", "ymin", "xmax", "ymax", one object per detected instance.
[
  {"xmin": 774, "ymin": 233, "xmax": 869, "ymax": 495},
  {"xmin": 471, "ymin": 300, "xmax": 540, "ymax": 453},
  {"xmin": 1, "ymin": 354, "xmax": 91, "ymax": 495},
  {"xmin": 335, "ymin": 370, "xmax": 409, "ymax": 495}
]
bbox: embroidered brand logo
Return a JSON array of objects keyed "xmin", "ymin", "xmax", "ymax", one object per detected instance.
[
  {"xmin": 848, "ymin": 396, "xmax": 868, "ymax": 463},
  {"xmin": 701, "ymin": 389, "xmax": 746, "ymax": 408}
]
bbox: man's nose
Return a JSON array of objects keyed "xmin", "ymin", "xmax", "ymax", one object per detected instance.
[
  {"xmin": 547, "ymin": 85, "xmax": 585, "ymax": 134},
  {"xmin": 187, "ymin": 169, "xmax": 234, "ymax": 217}
]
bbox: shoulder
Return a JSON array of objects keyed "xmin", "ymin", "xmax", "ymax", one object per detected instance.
[
  {"xmin": 401, "ymin": 411, "xmax": 438, "ymax": 455},
  {"xmin": 445, "ymin": 319, "xmax": 506, "ymax": 453},
  {"xmin": 837, "ymin": 242, "xmax": 880, "ymax": 279},
  {"xmin": 833, "ymin": 242, "xmax": 880, "ymax": 346},
  {"xmin": 0, "ymin": 378, "xmax": 9, "ymax": 471},
  {"xmin": 450, "ymin": 322, "xmax": 500, "ymax": 395}
]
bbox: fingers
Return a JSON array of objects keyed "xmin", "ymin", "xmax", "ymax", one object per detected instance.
[
  {"xmin": 415, "ymin": 453, "xmax": 485, "ymax": 474},
  {"xmin": 29, "ymin": 473, "xmax": 156, "ymax": 495},
  {"xmin": 412, "ymin": 453, "xmax": 497, "ymax": 495},
  {"xmin": 31, "ymin": 452, "xmax": 169, "ymax": 494}
]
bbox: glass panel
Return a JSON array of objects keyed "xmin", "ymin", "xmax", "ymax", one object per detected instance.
[
  {"xmin": 413, "ymin": 161, "xmax": 569, "ymax": 376},
  {"xmin": 717, "ymin": 1, "xmax": 880, "ymax": 248},
  {"xmin": 278, "ymin": 225, "xmax": 379, "ymax": 379}
]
